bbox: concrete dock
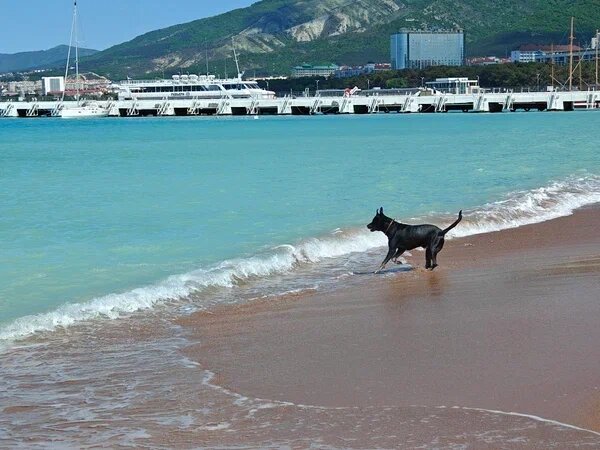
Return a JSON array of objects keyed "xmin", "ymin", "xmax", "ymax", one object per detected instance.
[{"xmin": 1, "ymin": 89, "xmax": 599, "ymax": 118}]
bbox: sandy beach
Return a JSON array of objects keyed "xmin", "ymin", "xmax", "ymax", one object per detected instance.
[{"xmin": 179, "ymin": 205, "xmax": 600, "ymax": 447}]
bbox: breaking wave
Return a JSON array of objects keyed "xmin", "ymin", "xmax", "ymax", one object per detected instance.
[
  {"xmin": 0, "ymin": 230, "xmax": 386, "ymax": 344},
  {"xmin": 449, "ymin": 174, "xmax": 600, "ymax": 238},
  {"xmin": 1, "ymin": 174, "xmax": 599, "ymax": 345}
]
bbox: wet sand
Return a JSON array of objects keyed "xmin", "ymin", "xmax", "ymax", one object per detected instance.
[{"xmin": 180, "ymin": 206, "xmax": 600, "ymax": 444}]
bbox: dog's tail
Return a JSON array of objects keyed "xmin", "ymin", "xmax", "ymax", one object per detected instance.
[{"xmin": 440, "ymin": 210, "xmax": 463, "ymax": 236}]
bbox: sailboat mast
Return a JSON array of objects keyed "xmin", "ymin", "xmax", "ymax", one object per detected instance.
[
  {"xmin": 74, "ymin": 0, "xmax": 80, "ymax": 100},
  {"xmin": 205, "ymin": 40, "xmax": 209, "ymax": 76},
  {"xmin": 579, "ymin": 57, "xmax": 583, "ymax": 90},
  {"xmin": 596, "ymin": 30, "xmax": 600, "ymax": 89},
  {"xmin": 62, "ymin": 0, "xmax": 78, "ymax": 101},
  {"xmin": 232, "ymin": 37, "xmax": 241, "ymax": 81},
  {"xmin": 551, "ymin": 43, "xmax": 555, "ymax": 90},
  {"xmin": 568, "ymin": 17, "xmax": 574, "ymax": 91}
]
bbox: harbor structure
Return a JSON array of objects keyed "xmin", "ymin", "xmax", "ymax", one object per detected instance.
[
  {"xmin": 2, "ymin": 84, "xmax": 599, "ymax": 118},
  {"xmin": 390, "ymin": 29, "xmax": 465, "ymax": 70}
]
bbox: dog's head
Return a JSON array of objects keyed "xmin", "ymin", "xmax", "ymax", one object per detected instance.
[{"xmin": 367, "ymin": 207, "xmax": 387, "ymax": 232}]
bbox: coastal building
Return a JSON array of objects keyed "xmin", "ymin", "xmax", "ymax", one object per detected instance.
[
  {"xmin": 425, "ymin": 77, "xmax": 481, "ymax": 95},
  {"xmin": 467, "ymin": 56, "xmax": 511, "ymax": 66},
  {"xmin": 64, "ymin": 73, "xmax": 111, "ymax": 97},
  {"xmin": 334, "ymin": 66, "xmax": 365, "ymax": 78},
  {"xmin": 291, "ymin": 64, "xmax": 339, "ymax": 78},
  {"xmin": 510, "ymin": 43, "xmax": 600, "ymax": 65},
  {"xmin": 510, "ymin": 50, "xmax": 545, "ymax": 63},
  {"xmin": 6, "ymin": 80, "xmax": 42, "ymax": 96},
  {"xmin": 510, "ymin": 45, "xmax": 582, "ymax": 63},
  {"xmin": 42, "ymin": 76, "xmax": 65, "ymax": 95},
  {"xmin": 390, "ymin": 29, "xmax": 465, "ymax": 70},
  {"xmin": 333, "ymin": 63, "xmax": 391, "ymax": 78}
]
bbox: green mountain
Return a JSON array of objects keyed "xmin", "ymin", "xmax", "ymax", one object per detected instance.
[
  {"xmin": 79, "ymin": 0, "xmax": 600, "ymax": 79},
  {"xmin": 0, "ymin": 45, "xmax": 98, "ymax": 74}
]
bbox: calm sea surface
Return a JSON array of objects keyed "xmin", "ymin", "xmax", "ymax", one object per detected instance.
[{"xmin": 1, "ymin": 112, "xmax": 599, "ymax": 339}]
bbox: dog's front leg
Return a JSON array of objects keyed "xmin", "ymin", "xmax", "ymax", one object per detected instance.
[{"xmin": 375, "ymin": 246, "xmax": 397, "ymax": 273}]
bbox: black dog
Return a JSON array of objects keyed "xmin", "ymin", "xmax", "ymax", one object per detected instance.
[{"xmin": 367, "ymin": 208, "xmax": 462, "ymax": 272}]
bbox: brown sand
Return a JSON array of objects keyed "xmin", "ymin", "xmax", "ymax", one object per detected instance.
[{"xmin": 180, "ymin": 206, "xmax": 600, "ymax": 435}]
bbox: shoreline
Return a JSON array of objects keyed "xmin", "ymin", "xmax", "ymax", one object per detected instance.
[{"xmin": 180, "ymin": 205, "xmax": 600, "ymax": 444}]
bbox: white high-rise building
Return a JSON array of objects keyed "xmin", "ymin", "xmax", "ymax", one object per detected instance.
[
  {"xmin": 390, "ymin": 30, "xmax": 465, "ymax": 70},
  {"xmin": 42, "ymin": 76, "xmax": 65, "ymax": 95}
]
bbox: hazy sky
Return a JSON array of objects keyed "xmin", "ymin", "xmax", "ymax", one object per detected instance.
[{"xmin": 0, "ymin": 0, "xmax": 257, "ymax": 54}]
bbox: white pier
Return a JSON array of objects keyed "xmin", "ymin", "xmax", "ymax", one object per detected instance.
[{"xmin": 1, "ymin": 90, "xmax": 599, "ymax": 118}]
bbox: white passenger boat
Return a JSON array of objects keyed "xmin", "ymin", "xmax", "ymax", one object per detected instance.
[
  {"xmin": 116, "ymin": 37, "xmax": 275, "ymax": 102},
  {"xmin": 115, "ymin": 74, "xmax": 276, "ymax": 101}
]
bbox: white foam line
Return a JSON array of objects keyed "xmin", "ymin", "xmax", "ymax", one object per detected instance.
[
  {"xmin": 196, "ymin": 372, "xmax": 600, "ymax": 437},
  {"xmin": 448, "ymin": 406, "xmax": 600, "ymax": 437},
  {"xmin": 448, "ymin": 174, "xmax": 600, "ymax": 239}
]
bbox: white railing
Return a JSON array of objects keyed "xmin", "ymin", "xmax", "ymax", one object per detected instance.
[
  {"xmin": 217, "ymin": 97, "xmax": 229, "ymax": 115},
  {"xmin": 26, "ymin": 103, "xmax": 39, "ymax": 117},
  {"xmin": 340, "ymin": 97, "xmax": 349, "ymax": 113},
  {"xmin": 503, "ymin": 94, "xmax": 514, "ymax": 111},
  {"xmin": 473, "ymin": 93, "xmax": 487, "ymax": 112},
  {"xmin": 247, "ymin": 99, "xmax": 258, "ymax": 115},
  {"xmin": 310, "ymin": 98, "xmax": 322, "ymax": 114},
  {"xmin": 435, "ymin": 95, "xmax": 447, "ymax": 112},
  {"xmin": 368, "ymin": 97, "xmax": 382, "ymax": 113},
  {"xmin": 280, "ymin": 95, "xmax": 291, "ymax": 114},
  {"xmin": 187, "ymin": 100, "xmax": 200, "ymax": 115},
  {"xmin": 0, "ymin": 103, "xmax": 14, "ymax": 117},
  {"xmin": 127, "ymin": 99, "xmax": 139, "ymax": 116},
  {"xmin": 51, "ymin": 102, "xmax": 64, "ymax": 117},
  {"xmin": 157, "ymin": 101, "xmax": 170, "ymax": 116}
]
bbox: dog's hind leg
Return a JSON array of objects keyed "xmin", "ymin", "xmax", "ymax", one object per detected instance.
[
  {"xmin": 430, "ymin": 237, "xmax": 445, "ymax": 270},
  {"xmin": 425, "ymin": 247, "xmax": 432, "ymax": 269},
  {"xmin": 392, "ymin": 248, "xmax": 405, "ymax": 264}
]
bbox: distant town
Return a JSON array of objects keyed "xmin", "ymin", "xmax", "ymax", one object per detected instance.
[{"xmin": 1, "ymin": 28, "xmax": 599, "ymax": 100}]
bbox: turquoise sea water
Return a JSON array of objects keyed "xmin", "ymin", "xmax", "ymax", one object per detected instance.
[{"xmin": 1, "ymin": 112, "xmax": 599, "ymax": 341}]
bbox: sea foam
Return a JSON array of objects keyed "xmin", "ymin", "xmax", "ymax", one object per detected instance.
[
  {"xmin": 0, "ymin": 229, "xmax": 385, "ymax": 344},
  {"xmin": 1, "ymin": 174, "xmax": 599, "ymax": 345},
  {"xmin": 449, "ymin": 174, "xmax": 600, "ymax": 238}
]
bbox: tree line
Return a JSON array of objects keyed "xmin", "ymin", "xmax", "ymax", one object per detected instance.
[{"xmin": 263, "ymin": 62, "xmax": 600, "ymax": 96}]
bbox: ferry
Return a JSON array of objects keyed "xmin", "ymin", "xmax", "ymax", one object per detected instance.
[{"xmin": 115, "ymin": 74, "xmax": 276, "ymax": 101}]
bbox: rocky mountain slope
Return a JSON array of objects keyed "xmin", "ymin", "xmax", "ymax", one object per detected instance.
[{"xmin": 78, "ymin": 0, "xmax": 600, "ymax": 78}]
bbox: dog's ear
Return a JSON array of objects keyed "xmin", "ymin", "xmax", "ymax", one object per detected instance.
[{"xmin": 379, "ymin": 207, "xmax": 384, "ymax": 215}]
